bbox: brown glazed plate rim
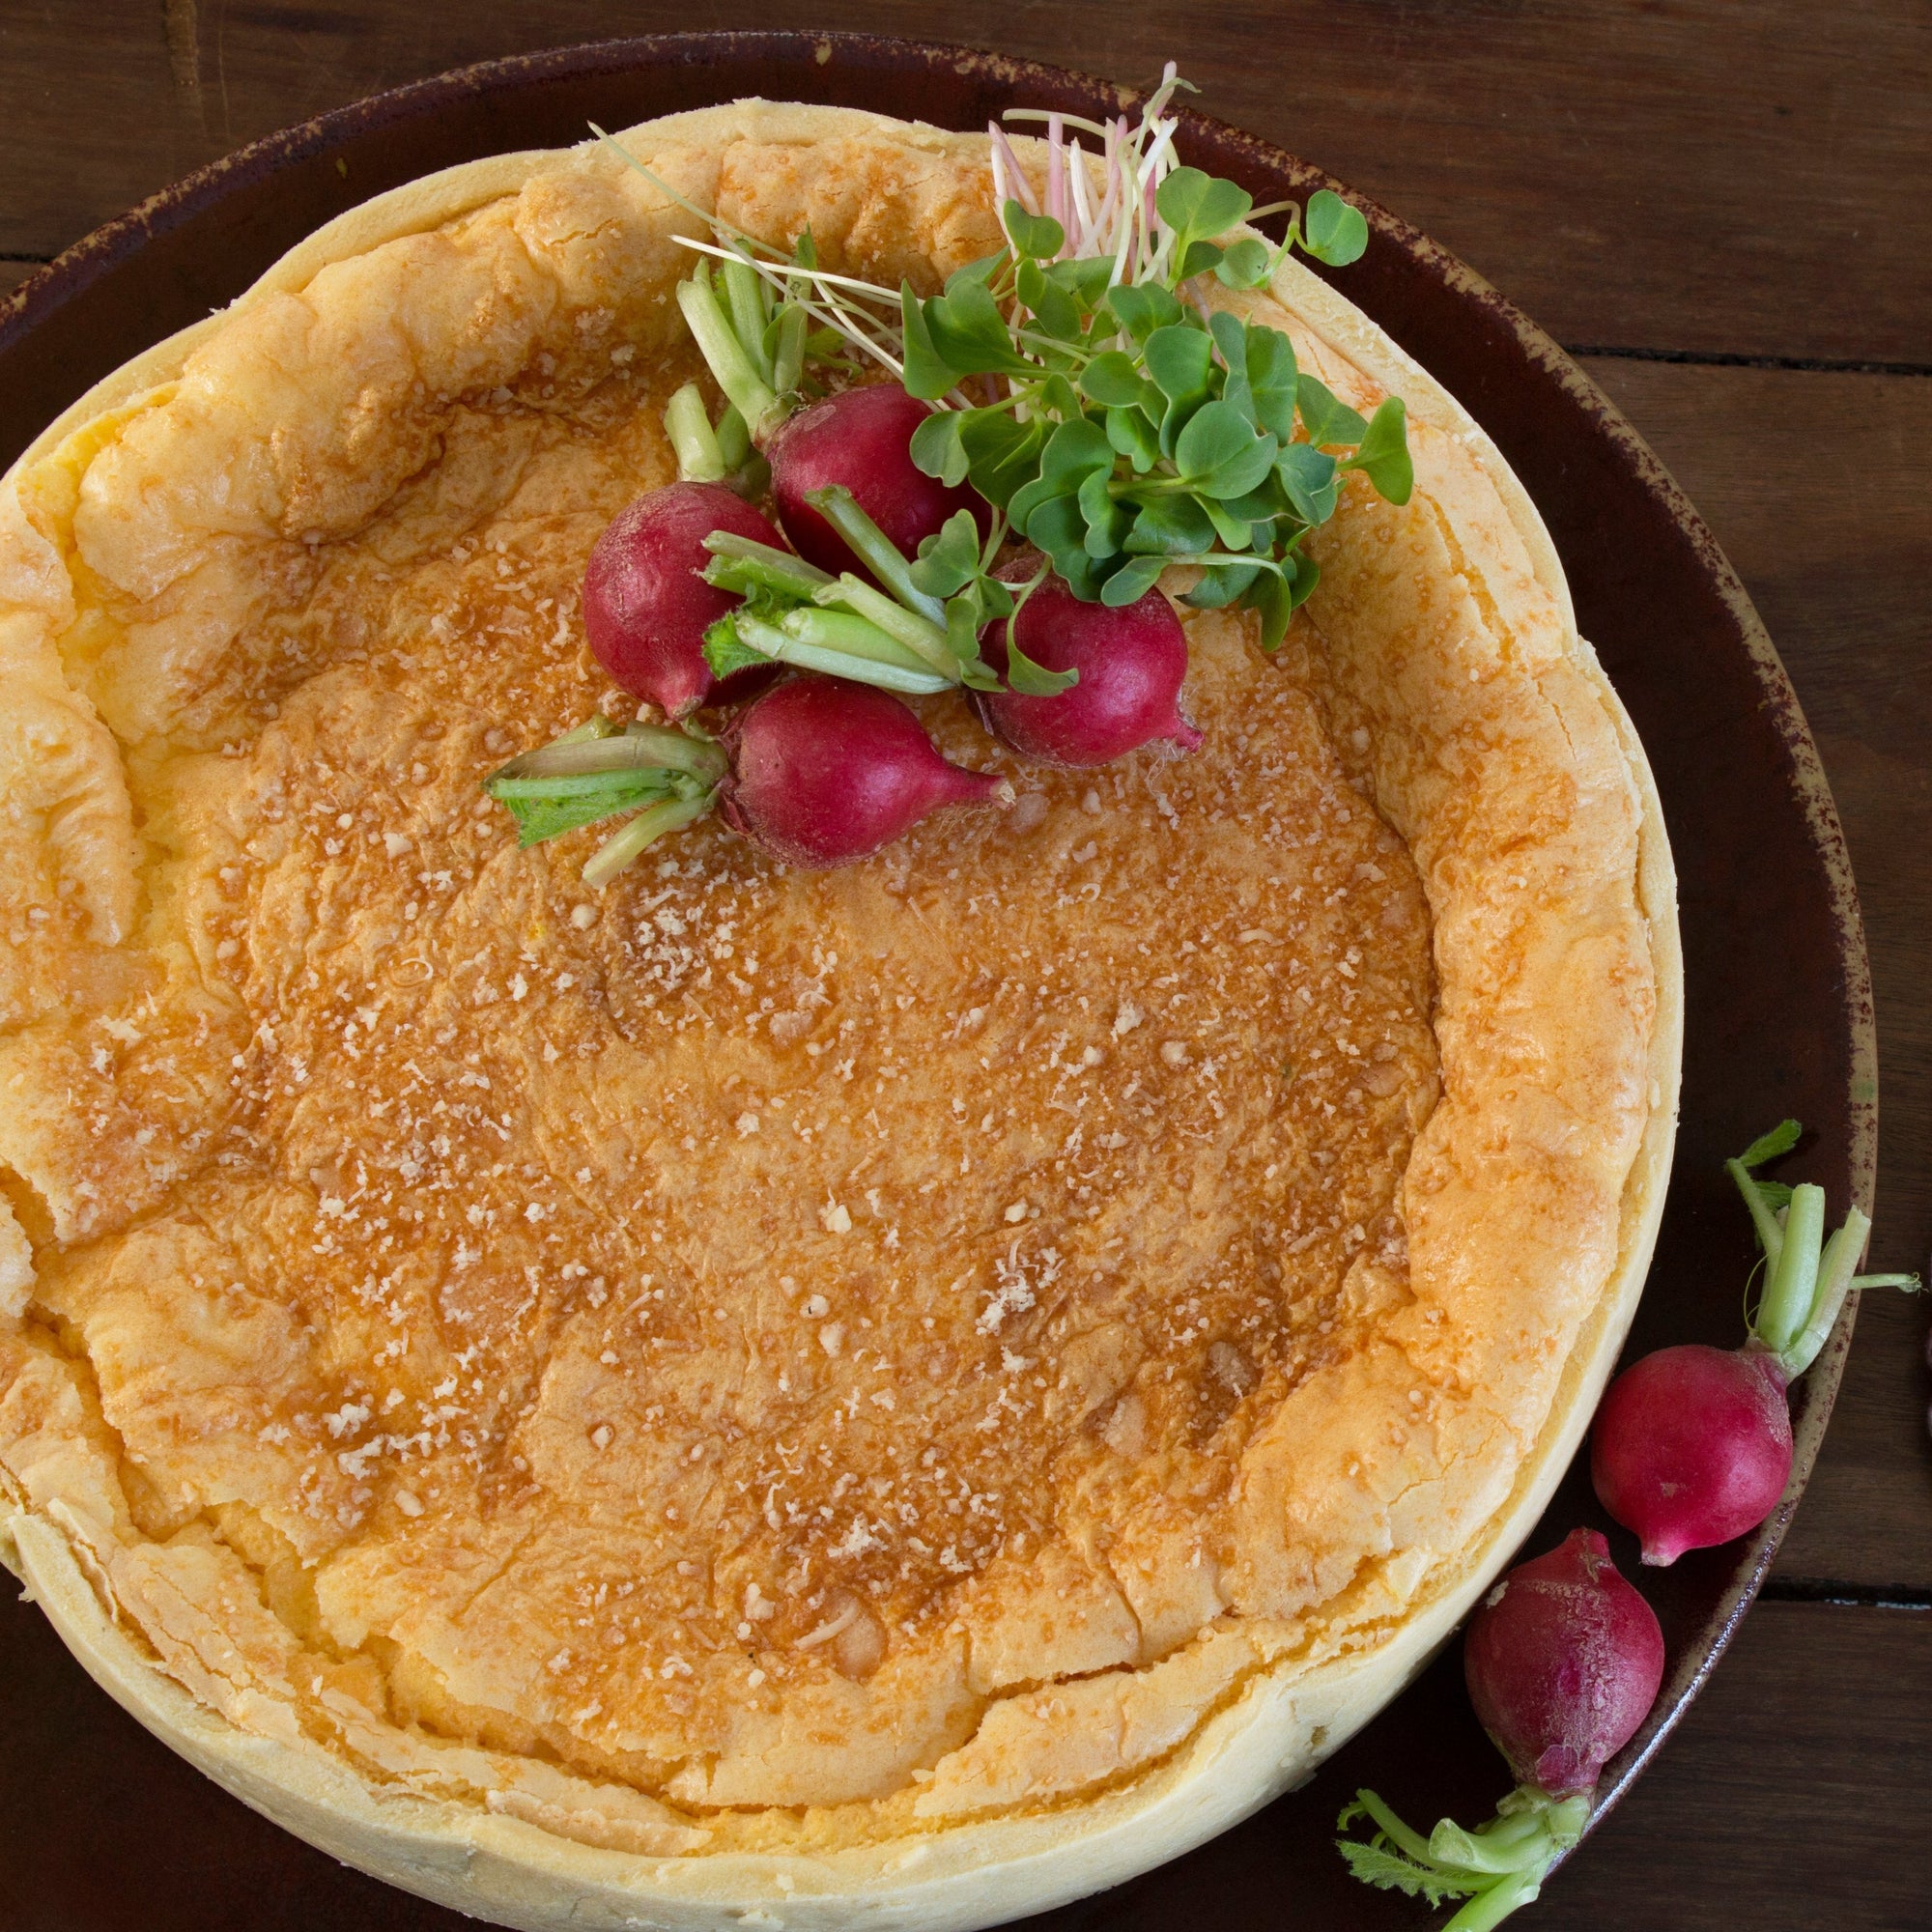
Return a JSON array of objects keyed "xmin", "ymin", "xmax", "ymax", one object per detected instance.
[{"xmin": 0, "ymin": 30, "xmax": 1876, "ymax": 1928}]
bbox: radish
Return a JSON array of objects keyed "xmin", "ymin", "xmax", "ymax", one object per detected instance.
[
  {"xmin": 977, "ymin": 565, "xmax": 1203, "ymax": 766},
  {"xmin": 1590, "ymin": 1120, "xmax": 1921, "ymax": 1566},
  {"xmin": 483, "ymin": 679, "xmax": 1008, "ymax": 885},
  {"xmin": 717, "ymin": 676, "xmax": 1009, "ymax": 868},
  {"xmin": 768, "ymin": 385, "xmax": 988, "ymax": 582},
  {"xmin": 1338, "ymin": 1528, "xmax": 1664, "ymax": 1929},
  {"xmin": 582, "ymin": 482, "xmax": 783, "ymax": 718}
]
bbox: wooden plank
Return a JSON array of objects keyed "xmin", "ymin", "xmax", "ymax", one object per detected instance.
[
  {"xmin": 1578, "ymin": 355, "xmax": 1932, "ymax": 1590},
  {"xmin": 0, "ymin": 2, "xmax": 1927, "ymax": 363},
  {"xmin": 1541, "ymin": 1602, "xmax": 1932, "ymax": 1928}
]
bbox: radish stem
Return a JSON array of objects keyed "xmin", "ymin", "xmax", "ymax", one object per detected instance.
[
  {"xmin": 1727, "ymin": 1154, "xmax": 1787, "ymax": 1267},
  {"xmin": 665, "ymin": 383, "xmax": 726, "ymax": 482},
  {"xmin": 676, "ymin": 271, "xmax": 781, "ymax": 440},
  {"xmin": 1755, "ymin": 1181, "xmax": 1825, "ymax": 1354},
  {"xmin": 802, "ymin": 486, "xmax": 946, "ymax": 623},
  {"xmin": 582, "ymin": 794, "xmax": 715, "ymax": 887}
]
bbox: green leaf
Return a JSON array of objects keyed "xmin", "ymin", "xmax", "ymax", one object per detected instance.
[
  {"xmin": 1080, "ymin": 351, "xmax": 1150, "ymax": 409},
  {"xmin": 1214, "ymin": 238, "xmax": 1273, "ymax": 289},
  {"xmin": 945, "ymin": 249, "xmax": 1009, "ymax": 294},
  {"xmin": 1343, "ymin": 396, "xmax": 1414, "ymax": 504},
  {"xmin": 995, "ymin": 610, "xmax": 1079, "ymax": 695},
  {"xmin": 1287, "ymin": 549, "xmax": 1321, "ymax": 610},
  {"xmin": 927, "ymin": 279, "xmax": 1032, "ymax": 377},
  {"xmin": 1183, "ymin": 560, "xmax": 1262, "ymax": 609},
  {"xmin": 1025, "ymin": 496, "xmax": 1106, "ymax": 600},
  {"xmin": 1335, "ymin": 1841, "xmax": 1484, "ymax": 1908},
  {"xmin": 1122, "ymin": 492, "xmax": 1217, "ymax": 556},
  {"xmin": 1753, "ymin": 1179, "xmax": 1796, "ymax": 1209},
  {"xmin": 909, "ymin": 408, "xmax": 970, "ymax": 486},
  {"xmin": 1017, "ymin": 258, "xmax": 1082, "ymax": 340},
  {"xmin": 1038, "ymin": 413, "xmax": 1117, "ymax": 484},
  {"xmin": 960, "ymin": 412, "xmax": 1048, "ymax": 508},
  {"xmin": 1003, "ymin": 200, "xmax": 1065, "ymax": 261},
  {"xmin": 1045, "ymin": 255, "xmax": 1115, "ymax": 303},
  {"xmin": 1246, "ymin": 566, "xmax": 1293, "ymax": 648},
  {"xmin": 1078, "ymin": 468, "xmax": 1129, "ymax": 558},
  {"xmin": 909, "ymin": 509, "xmax": 984, "ymax": 597},
  {"xmin": 1739, "ymin": 1120, "xmax": 1804, "ymax": 1169},
  {"xmin": 1106, "ymin": 282, "xmax": 1183, "ymax": 342},
  {"xmin": 1099, "ymin": 554, "xmax": 1167, "ymax": 607},
  {"xmin": 1178, "ymin": 240, "xmax": 1225, "ymax": 281},
  {"xmin": 1105, "ymin": 404, "xmax": 1162, "ymax": 473},
  {"xmin": 1201, "ymin": 495, "xmax": 1258, "ymax": 550},
  {"xmin": 1143, "ymin": 324, "xmax": 1215, "ymax": 407},
  {"xmin": 1303, "ymin": 188, "xmax": 1370, "ymax": 267},
  {"xmin": 1039, "ymin": 371, "xmax": 1086, "ymax": 420},
  {"xmin": 1277, "ymin": 441, "xmax": 1342, "ymax": 525},
  {"xmin": 701, "ymin": 612, "xmax": 777, "ymax": 679},
  {"xmin": 1175, "ymin": 399, "xmax": 1278, "ymax": 497},
  {"xmin": 1297, "ymin": 374, "xmax": 1369, "ymax": 448},
  {"xmin": 899, "ymin": 283, "xmax": 958, "ymax": 401},
  {"xmin": 1239, "ymin": 321, "xmax": 1300, "ymax": 441},
  {"xmin": 1154, "ymin": 167, "xmax": 1254, "ymax": 243}
]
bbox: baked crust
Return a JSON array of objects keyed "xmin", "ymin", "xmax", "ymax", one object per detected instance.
[{"xmin": 0, "ymin": 101, "xmax": 1680, "ymax": 1929}]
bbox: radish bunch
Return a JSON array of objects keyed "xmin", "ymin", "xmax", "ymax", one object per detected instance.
[
  {"xmin": 483, "ymin": 682, "xmax": 1008, "ymax": 882},
  {"xmin": 1339, "ymin": 1529, "xmax": 1665, "ymax": 1929},
  {"xmin": 1590, "ymin": 1121, "xmax": 1921, "ymax": 1565}
]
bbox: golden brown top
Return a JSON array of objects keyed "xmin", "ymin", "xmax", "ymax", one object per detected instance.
[{"xmin": 0, "ymin": 107, "xmax": 1655, "ymax": 1852}]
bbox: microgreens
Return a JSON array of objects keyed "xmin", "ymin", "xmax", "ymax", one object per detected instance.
[{"xmin": 600, "ymin": 63, "xmax": 1409, "ymax": 641}]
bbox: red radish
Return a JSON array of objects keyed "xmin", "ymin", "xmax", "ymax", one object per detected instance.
[
  {"xmin": 978, "ymin": 568, "xmax": 1203, "ymax": 766},
  {"xmin": 1588, "ymin": 1122, "xmax": 1919, "ymax": 1567},
  {"xmin": 583, "ymin": 481, "xmax": 782, "ymax": 717},
  {"xmin": 1590, "ymin": 1345, "xmax": 1793, "ymax": 1567},
  {"xmin": 719, "ymin": 676, "xmax": 1009, "ymax": 868},
  {"xmin": 1338, "ymin": 1528, "xmax": 1663, "ymax": 1927},
  {"xmin": 768, "ymin": 385, "xmax": 987, "ymax": 582},
  {"xmin": 1463, "ymin": 1528, "xmax": 1666, "ymax": 1799}
]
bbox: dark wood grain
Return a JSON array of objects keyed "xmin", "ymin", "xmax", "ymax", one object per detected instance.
[
  {"xmin": 0, "ymin": 260, "xmax": 43, "ymax": 297},
  {"xmin": 1577, "ymin": 357, "xmax": 1932, "ymax": 1591},
  {"xmin": 1, "ymin": 1, "xmax": 1928, "ymax": 362},
  {"xmin": 1540, "ymin": 1602, "xmax": 1932, "ymax": 1930}
]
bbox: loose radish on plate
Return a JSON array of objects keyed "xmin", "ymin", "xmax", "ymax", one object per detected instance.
[
  {"xmin": 977, "ymin": 563, "xmax": 1202, "ymax": 766},
  {"xmin": 1590, "ymin": 1121, "xmax": 1922, "ymax": 1566},
  {"xmin": 582, "ymin": 482, "xmax": 784, "ymax": 718},
  {"xmin": 1338, "ymin": 1528, "xmax": 1665, "ymax": 1929},
  {"xmin": 482, "ymin": 678, "xmax": 1009, "ymax": 885}
]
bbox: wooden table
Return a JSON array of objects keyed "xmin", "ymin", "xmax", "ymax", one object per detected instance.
[{"xmin": 3, "ymin": 4, "xmax": 1927, "ymax": 1925}]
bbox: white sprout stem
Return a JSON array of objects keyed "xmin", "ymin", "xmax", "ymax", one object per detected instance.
[
  {"xmin": 1001, "ymin": 106, "xmax": 1115, "ymax": 140},
  {"xmin": 989, "ymin": 125, "xmax": 1042, "ymax": 215}
]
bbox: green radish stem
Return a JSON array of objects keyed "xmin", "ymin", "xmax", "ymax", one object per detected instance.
[
  {"xmin": 675, "ymin": 267, "xmax": 781, "ymax": 440},
  {"xmin": 1754, "ymin": 1181, "xmax": 1825, "ymax": 1355},
  {"xmin": 804, "ymin": 486, "xmax": 946, "ymax": 623},
  {"xmin": 1337, "ymin": 1789, "xmax": 1587, "ymax": 1930},
  {"xmin": 666, "ymin": 383, "xmax": 727, "ymax": 482},
  {"xmin": 720, "ymin": 609, "xmax": 953, "ymax": 695},
  {"xmin": 582, "ymin": 793, "xmax": 714, "ymax": 887},
  {"xmin": 1724, "ymin": 1122, "xmax": 1923, "ymax": 1378},
  {"xmin": 814, "ymin": 574, "xmax": 957, "ymax": 674}
]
